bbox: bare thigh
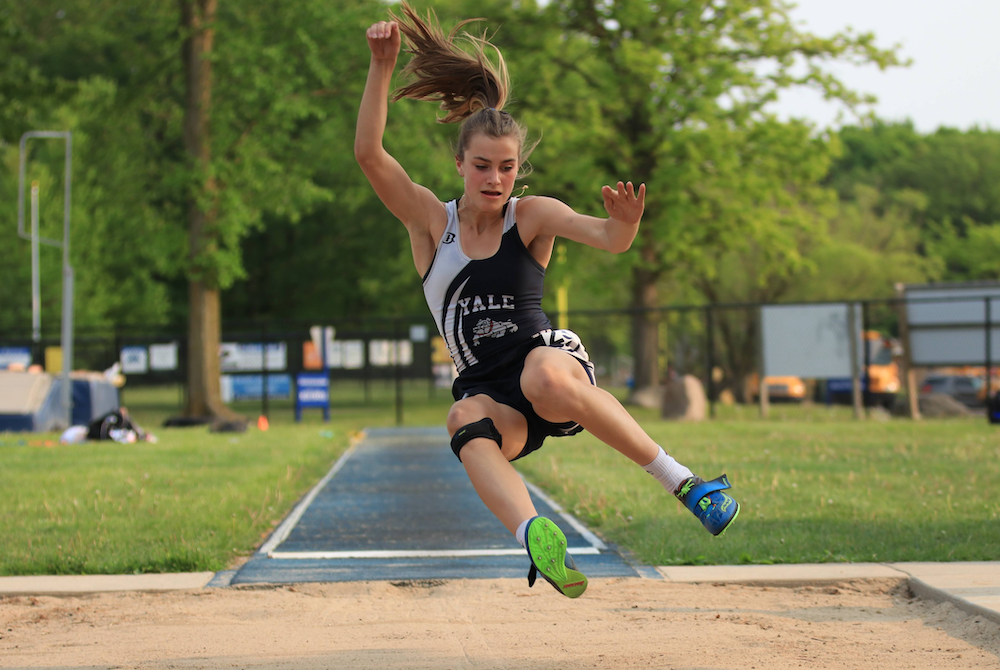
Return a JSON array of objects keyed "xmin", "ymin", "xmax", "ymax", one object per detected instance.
[
  {"xmin": 520, "ymin": 346, "xmax": 594, "ymax": 425},
  {"xmin": 446, "ymin": 394, "xmax": 529, "ymax": 462}
]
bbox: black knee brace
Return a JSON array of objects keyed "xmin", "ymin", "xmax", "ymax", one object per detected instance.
[{"xmin": 450, "ymin": 417, "xmax": 502, "ymax": 461}]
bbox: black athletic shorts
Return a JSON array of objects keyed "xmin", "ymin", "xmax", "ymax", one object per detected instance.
[{"xmin": 451, "ymin": 329, "xmax": 597, "ymax": 461}]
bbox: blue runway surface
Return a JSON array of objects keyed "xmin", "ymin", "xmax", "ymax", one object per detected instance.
[{"xmin": 229, "ymin": 427, "xmax": 655, "ymax": 586}]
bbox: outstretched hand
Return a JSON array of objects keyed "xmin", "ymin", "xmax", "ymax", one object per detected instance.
[
  {"xmin": 602, "ymin": 181, "xmax": 646, "ymax": 225},
  {"xmin": 366, "ymin": 21, "xmax": 400, "ymax": 62}
]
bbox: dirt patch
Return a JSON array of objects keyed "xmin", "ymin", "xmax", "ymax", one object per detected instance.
[{"xmin": 1, "ymin": 577, "xmax": 998, "ymax": 669}]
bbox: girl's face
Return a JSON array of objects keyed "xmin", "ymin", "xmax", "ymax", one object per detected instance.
[{"xmin": 456, "ymin": 133, "xmax": 521, "ymax": 210}]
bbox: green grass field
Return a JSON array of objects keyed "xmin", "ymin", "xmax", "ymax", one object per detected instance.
[{"xmin": 1, "ymin": 385, "xmax": 997, "ymax": 575}]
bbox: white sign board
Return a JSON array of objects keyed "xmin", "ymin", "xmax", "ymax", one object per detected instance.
[
  {"xmin": 149, "ymin": 342, "xmax": 179, "ymax": 371},
  {"xmin": 905, "ymin": 283, "xmax": 1000, "ymax": 366},
  {"xmin": 120, "ymin": 346, "xmax": 149, "ymax": 374},
  {"xmin": 761, "ymin": 303, "xmax": 862, "ymax": 378},
  {"xmin": 219, "ymin": 342, "xmax": 287, "ymax": 372},
  {"xmin": 368, "ymin": 339, "xmax": 413, "ymax": 367},
  {"xmin": 327, "ymin": 340, "xmax": 365, "ymax": 369}
]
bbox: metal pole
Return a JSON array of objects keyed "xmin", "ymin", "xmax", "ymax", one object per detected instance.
[
  {"xmin": 60, "ymin": 133, "xmax": 73, "ymax": 429},
  {"xmin": 986, "ymin": 297, "xmax": 992, "ymax": 413},
  {"xmin": 18, "ymin": 131, "xmax": 73, "ymax": 428},
  {"xmin": 30, "ymin": 182, "xmax": 41, "ymax": 345},
  {"xmin": 60, "ymin": 266, "xmax": 74, "ymax": 427}
]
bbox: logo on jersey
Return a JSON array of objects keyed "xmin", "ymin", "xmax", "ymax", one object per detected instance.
[
  {"xmin": 442, "ymin": 233, "xmax": 455, "ymax": 244},
  {"xmin": 456, "ymin": 294, "xmax": 515, "ymax": 315},
  {"xmin": 472, "ymin": 318, "xmax": 519, "ymax": 346}
]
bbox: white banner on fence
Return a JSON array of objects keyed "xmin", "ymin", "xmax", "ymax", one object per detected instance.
[
  {"xmin": 761, "ymin": 303, "xmax": 862, "ymax": 378},
  {"xmin": 219, "ymin": 342, "xmax": 287, "ymax": 372},
  {"xmin": 327, "ymin": 340, "xmax": 365, "ymax": 369},
  {"xmin": 905, "ymin": 282, "xmax": 1000, "ymax": 366},
  {"xmin": 368, "ymin": 340, "xmax": 413, "ymax": 367},
  {"xmin": 120, "ymin": 346, "xmax": 149, "ymax": 374},
  {"xmin": 149, "ymin": 342, "xmax": 178, "ymax": 371}
]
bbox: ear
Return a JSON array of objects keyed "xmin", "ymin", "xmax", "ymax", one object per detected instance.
[{"xmin": 455, "ymin": 156, "xmax": 463, "ymax": 177}]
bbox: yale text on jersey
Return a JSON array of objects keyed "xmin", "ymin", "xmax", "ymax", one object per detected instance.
[{"xmin": 455, "ymin": 294, "xmax": 515, "ymax": 315}]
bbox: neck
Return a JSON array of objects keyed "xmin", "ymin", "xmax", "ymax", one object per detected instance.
[{"xmin": 458, "ymin": 195, "xmax": 504, "ymax": 234}]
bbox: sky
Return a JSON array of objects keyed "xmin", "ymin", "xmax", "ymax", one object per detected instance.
[{"xmin": 768, "ymin": 0, "xmax": 1000, "ymax": 133}]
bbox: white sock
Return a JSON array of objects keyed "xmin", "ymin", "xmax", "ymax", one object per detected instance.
[
  {"xmin": 643, "ymin": 446, "xmax": 694, "ymax": 495},
  {"xmin": 515, "ymin": 518, "xmax": 531, "ymax": 549}
]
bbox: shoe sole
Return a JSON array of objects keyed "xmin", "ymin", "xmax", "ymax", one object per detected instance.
[
  {"xmin": 527, "ymin": 518, "xmax": 588, "ymax": 598},
  {"xmin": 713, "ymin": 498, "xmax": 740, "ymax": 537}
]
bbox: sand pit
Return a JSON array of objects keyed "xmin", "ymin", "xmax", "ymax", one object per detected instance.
[{"xmin": 1, "ymin": 577, "xmax": 998, "ymax": 669}]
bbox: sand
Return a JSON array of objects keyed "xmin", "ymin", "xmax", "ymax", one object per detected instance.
[{"xmin": 2, "ymin": 577, "xmax": 999, "ymax": 669}]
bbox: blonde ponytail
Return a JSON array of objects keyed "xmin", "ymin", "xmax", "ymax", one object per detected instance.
[
  {"xmin": 389, "ymin": 2, "xmax": 537, "ymax": 174},
  {"xmin": 390, "ymin": 2, "xmax": 509, "ymax": 122}
]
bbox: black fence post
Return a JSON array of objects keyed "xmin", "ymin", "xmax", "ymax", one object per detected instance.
[
  {"xmin": 261, "ymin": 320, "xmax": 269, "ymax": 422},
  {"xmin": 394, "ymin": 319, "xmax": 404, "ymax": 426},
  {"xmin": 986, "ymin": 297, "xmax": 992, "ymax": 417},
  {"xmin": 862, "ymin": 301, "xmax": 871, "ymax": 410},
  {"xmin": 705, "ymin": 305, "xmax": 715, "ymax": 419}
]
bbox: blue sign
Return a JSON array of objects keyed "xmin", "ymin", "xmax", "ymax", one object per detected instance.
[
  {"xmin": 223, "ymin": 374, "xmax": 291, "ymax": 402},
  {"xmin": 295, "ymin": 372, "xmax": 330, "ymax": 422},
  {"xmin": 0, "ymin": 347, "xmax": 32, "ymax": 369}
]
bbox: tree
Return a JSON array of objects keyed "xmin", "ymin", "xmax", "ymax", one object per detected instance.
[
  {"xmin": 830, "ymin": 122, "xmax": 1000, "ymax": 283},
  {"xmin": 0, "ymin": 1, "xmax": 182, "ymax": 335},
  {"xmin": 0, "ymin": 0, "xmax": 383, "ymax": 418},
  {"xmin": 692, "ymin": 183, "xmax": 938, "ymax": 398},
  {"xmin": 421, "ymin": 0, "xmax": 901, "ymax": 396},
  {"xmin": 179, "ymin": 0, "xmax": 226, "ymax": 418}
]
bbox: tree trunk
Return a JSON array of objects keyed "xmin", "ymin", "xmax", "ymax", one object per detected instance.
[
  {"xmin": 186, "ymin": 280, "xmax": 229, "ymax": 417},
  {"xmin": 180, "ymin": 0, "xmax": 235, "ymax": 419},
  {"xmin": 629, "ymin": 234, "xmax": 661, "ymax": 395}
]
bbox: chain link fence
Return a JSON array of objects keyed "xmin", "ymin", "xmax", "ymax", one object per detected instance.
[{"xmin": 1, "ymin": 292, "xmax": 996, "ymax": 426}]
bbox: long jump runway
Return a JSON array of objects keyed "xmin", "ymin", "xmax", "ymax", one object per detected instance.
[{"xmin": 227, "ymin": 427, "xmax": 655, "ymax": 586}]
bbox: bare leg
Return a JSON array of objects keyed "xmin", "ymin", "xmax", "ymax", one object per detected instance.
[
  {"xmin": 446, "ymin": 395, "xmax": 537, "ymax": 534},
  {"xmin": 520, "ymin": 347, "xmax": 659, "ymax": 466},
  {"xmin": 521, "ymin": 347, "xmax": 740, "ymax": 538}
]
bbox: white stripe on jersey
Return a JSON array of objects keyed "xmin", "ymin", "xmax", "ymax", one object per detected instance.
[
  {"xmin": 443, "ymin": 276, "xmax": 477, "ymax": 372},
  {"xmin": 424, "ymin": 198, "xmax": 518, "ymax": 372}
]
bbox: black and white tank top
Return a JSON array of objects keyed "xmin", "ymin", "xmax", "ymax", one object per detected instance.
[{"xmin": 422, "ymin": 197, "xmax": 552, "ymax": 375}]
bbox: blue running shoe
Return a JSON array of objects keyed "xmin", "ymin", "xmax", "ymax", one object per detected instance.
[
  {"xmin": 524, "ymin": 516, "xmax": 587, "ymax": 598},
  {"xmin": 675, "ymin": 474, "xmax": 740, "ymax": 536}
]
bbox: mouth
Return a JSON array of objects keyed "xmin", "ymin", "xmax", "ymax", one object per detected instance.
[{"xmin": 481, "ymin": 190, "xmax": 503, "ymax": 198}]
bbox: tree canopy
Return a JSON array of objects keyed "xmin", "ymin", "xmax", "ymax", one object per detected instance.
[{"xmin": 1, "ymin": 0, "xmax": 997, "ymax": 398}]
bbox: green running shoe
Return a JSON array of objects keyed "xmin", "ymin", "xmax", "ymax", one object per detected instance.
[{"xmin": 524, "ymin": 516, "xmax": 587, "ymax": 598}]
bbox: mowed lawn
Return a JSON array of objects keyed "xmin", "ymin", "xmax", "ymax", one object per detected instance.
[
  {"xmin": 516, "ymin": 410, "xmax": 1000, "ymax": 566},
  {"xmin": 1, "ymin": 386, "xmax": 997, "ymax": 575}
]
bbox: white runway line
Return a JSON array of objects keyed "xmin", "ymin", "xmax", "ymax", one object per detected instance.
[
  {"xmin": 269, "ymin": 547, "xmax": 601, "ymax": 560},
  {"xmin": 521, "ymin": 478, "xmax": 608, "ymax": 551},
  {"xmin": 259, "ymin": 442, "xmax": 358, "ymax": 557}
]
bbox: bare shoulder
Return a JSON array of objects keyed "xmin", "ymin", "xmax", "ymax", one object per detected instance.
[
  {"xmin": 514, "ymin": 195, "xmax": 573, "ymax": 228},
  {"xmin": 403, "ymin": 193, "xmax": 453, "ymax": 277},
  {"xmin": 515, "ymin": 194, "xmax": 581, "ymax": 237},
  {"xmin": 516, "ymin": 194, "xmax": 571, "ymax": 215},
  {"xmin": 403, "ymin": 186, "xmax": 449, "ymax": 239}
]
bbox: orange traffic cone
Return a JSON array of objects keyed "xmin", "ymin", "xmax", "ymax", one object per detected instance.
[{"xmin": 257, "ymin": 415, "xmax": 269, "ymax": 431}]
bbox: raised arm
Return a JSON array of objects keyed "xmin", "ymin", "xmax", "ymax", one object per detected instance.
[
  {"xmin": 354, "ymin": 21, "xmax": 442, "ymax": 231},
  {"xmin": 519, "ymin": 181, "xmax": 647, "ymax": 255}
]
